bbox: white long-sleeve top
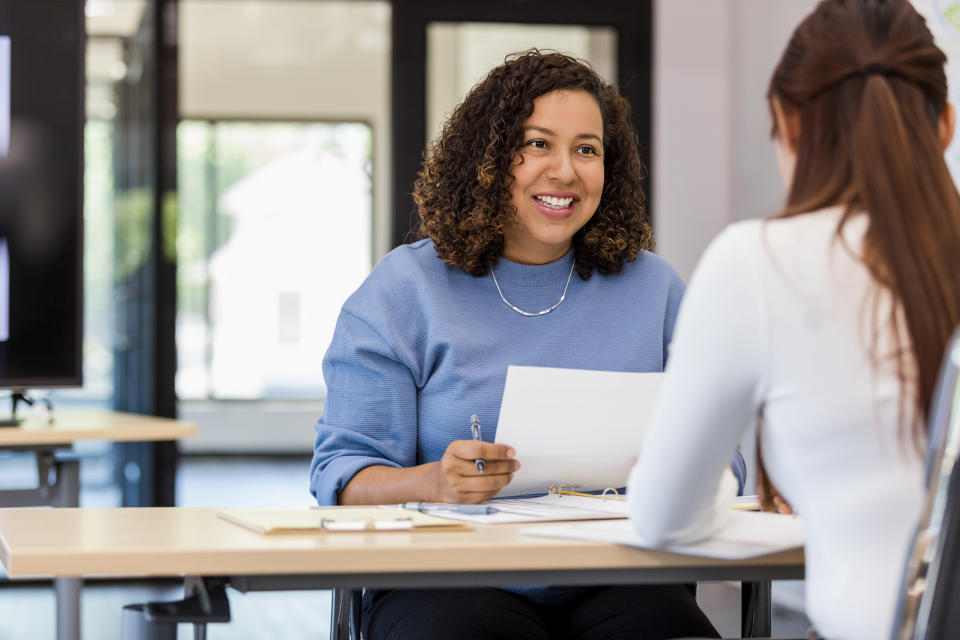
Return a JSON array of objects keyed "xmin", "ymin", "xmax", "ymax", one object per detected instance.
[{"xmin": 628, "ymin": 207, "xmax": 924, "ymax": 640}]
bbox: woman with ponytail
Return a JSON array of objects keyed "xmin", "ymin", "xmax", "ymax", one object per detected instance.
[{"xmin": 627, "ymin": 1, "xmax": 960, "ymax": 638}]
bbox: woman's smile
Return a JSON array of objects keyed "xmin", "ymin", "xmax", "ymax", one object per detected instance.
[{"xmin": 532, "ymin": 191, "xmax": 581, "ymax": 218}]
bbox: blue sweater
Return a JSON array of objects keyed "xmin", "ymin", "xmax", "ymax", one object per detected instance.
[{"xmin": 310, "ymin": 239, "xmax": 690, "ymax": 505}]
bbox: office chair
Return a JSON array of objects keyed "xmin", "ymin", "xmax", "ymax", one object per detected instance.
[
  {"xmin": 890, "ymin": 326, "xmax": 960, "ymax": 640},
  {"xmin": 331, "ymin": 587, "xmax": 361, "ymax": 640}
]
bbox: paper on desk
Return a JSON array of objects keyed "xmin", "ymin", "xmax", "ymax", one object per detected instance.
[
  {"xmin": 421, "ymin": 494, "xmax": 630, "ymax": 525},
  {"xmin": 494, "ymin": 366, "xmax": 663, "ymax": 497},
  {"xmin": 217, "ymin": 507, "xmax": 468, "ymax": 534},
  {"xmin": 523, "ymin": 511, "xmax": 804, "ymax": 560}
]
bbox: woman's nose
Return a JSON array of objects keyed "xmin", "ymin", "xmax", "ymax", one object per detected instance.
[{"xmin": 546, "ymin": 151, "xmax": 576, "ymax": 183}]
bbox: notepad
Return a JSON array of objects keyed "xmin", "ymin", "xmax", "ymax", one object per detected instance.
[{"xmin": 217, "ymin": 507, "xmax": 470, "ymax": 534}]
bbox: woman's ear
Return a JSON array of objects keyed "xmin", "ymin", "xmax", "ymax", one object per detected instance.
[
  {"xmin": 939, "ymin": 102, "xmax": 956, "ymax": 152},
  {"xmin": 771, "ymin": 96, "xmax": 800, "ymax": 154}
]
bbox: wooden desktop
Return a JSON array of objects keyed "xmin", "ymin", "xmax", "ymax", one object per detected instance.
[
  {"xmin": 0, "ymin": 506, "xmax": 804, "ymax": 640},
  {"xmin": 0, "ymin": 410, "xmax": 197, "ymax": 640}
]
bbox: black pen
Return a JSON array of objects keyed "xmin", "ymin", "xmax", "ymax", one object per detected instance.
[{"xmin": 471, "ymin": 414, "xmax": 485, "ymax": 472}]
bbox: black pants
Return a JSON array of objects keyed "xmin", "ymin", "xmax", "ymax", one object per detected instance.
[{"xmin": 361, "ymin": 585, "xmax": 720, "ymax": 640}]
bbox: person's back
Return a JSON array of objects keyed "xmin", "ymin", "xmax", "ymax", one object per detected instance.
[
  {"xmin": 700, "ymin": 208, "xmax": 925, "ymax": 638},
  {"xmin": 627, "ymin": 1, "xmax": 960, "ymax": 638}
]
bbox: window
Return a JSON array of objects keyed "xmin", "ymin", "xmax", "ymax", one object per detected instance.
[
  {"xmin": 176, "ymin": 120, "xmax": 372, "ymax": 400},
  {"xmin": 176, "ymin": 1, "xmax": 389, "ymax": 452}
]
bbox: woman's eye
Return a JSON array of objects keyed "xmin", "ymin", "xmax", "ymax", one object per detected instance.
[
  {"xmin": 526, "ymin": 139, "xmax": 548, "ymax": 149},
  {"xmin": 577, "ymin": 145, "xmax": 598, "ymax": 156}
]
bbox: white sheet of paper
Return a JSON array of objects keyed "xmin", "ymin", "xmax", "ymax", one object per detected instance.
[
  {"xmin": 523, "ymin": 511, "xmax": 805, "ymax": 560},
  {"xmin": 494, "ymin": 366, "xmax": 663, "ymax": 497}
]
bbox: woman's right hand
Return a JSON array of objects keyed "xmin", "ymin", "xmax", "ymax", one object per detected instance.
[{"xmin": 431, "ymin": 440, "xmax": 520, "ymax": 503}]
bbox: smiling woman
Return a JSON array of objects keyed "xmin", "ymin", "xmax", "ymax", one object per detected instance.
[
  {"xmin": 414, "ymin": 50, "xmax": 652, "ymax": 281},
  {"xmin": 504, "ymin": 89, "xmax": 604, "ymax": 265},
  {"xmin": 309, "ymin": 51, "xmax": 725, "ymax": 640}
]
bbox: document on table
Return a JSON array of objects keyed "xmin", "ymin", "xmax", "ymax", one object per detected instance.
[
  {"xmin": 494, "ymin": 366, "xmax": 664, "ymax": 497},
  {"xmin": 218, "ymin": 507, "xmax": 469, "ymax": 534},
  {"xmin": 394, "ymin": 494, "xmax": 761, "ymax": 526},
  {"xmin": 412, "ymin": 493, "xmax": 630, "ymax": 525},
  {"xmin": 523, "ymin": 511, "xmax": 805, "ymax": 560}
]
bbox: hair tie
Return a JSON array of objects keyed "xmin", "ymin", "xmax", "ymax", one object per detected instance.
[{"xmin": 861, "ymin": 61, "xmax": 888, "ymax": 77}]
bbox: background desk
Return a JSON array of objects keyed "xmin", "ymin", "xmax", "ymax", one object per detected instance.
[
  {"xmin": 0, "ymin": 411, "xmax": 197, "ymax": 640},
  {"xmin": 0, "ymin": 410, "xmax": 197, "ymax": 448},
  {"xmin": 0, "ymin": 507, "xmax": 804, "ymax": 639}
]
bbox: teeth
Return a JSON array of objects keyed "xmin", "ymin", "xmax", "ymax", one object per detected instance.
[{"xmin": 535, "ymin": 195, "xmax": 575, "ymax": 209}]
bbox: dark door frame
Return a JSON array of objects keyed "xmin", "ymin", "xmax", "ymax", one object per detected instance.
[
  {"xmin": 113, "ymin": 0, "xmax": 179, "ymax": 507},
  {"xmin": 391, "ymin": 0, "xmax": 653, "ymax": 248}
]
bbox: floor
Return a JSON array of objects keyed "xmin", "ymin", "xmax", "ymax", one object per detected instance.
[{"xmin": 0, "ymin": 452, "xmax": 811, "ymax": 639}]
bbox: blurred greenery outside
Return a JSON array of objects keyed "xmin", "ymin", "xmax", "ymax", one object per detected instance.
[
  {"xmin": 175, "ymin": 120, "xmax": 373, "ymax": 400},
  {"xmin": 80, "ymin": 120, "xmax": 115, "ymax": 402},
  {"xmin": 73, "ymin": 119, "xmax": 372, "ymax": 404}
]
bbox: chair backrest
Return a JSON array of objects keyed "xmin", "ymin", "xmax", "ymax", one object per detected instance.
[{"xmin": 891, "ymin": 327, "xmax": 960, "ymax": 640}]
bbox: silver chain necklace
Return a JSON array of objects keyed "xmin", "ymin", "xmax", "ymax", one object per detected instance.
[{"xmin": 490, "ymin": 260, "xmax": 576, "ymax": 317}]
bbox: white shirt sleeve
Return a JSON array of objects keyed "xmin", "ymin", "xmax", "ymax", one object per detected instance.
[{"xmin": 628, "ymin": 224, "xmax": 766, "ymax": 545}]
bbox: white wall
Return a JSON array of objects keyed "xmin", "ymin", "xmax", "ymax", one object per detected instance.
[{"xmin": 653, "ymin": 0, "xmax": 817, "ymax": 281}]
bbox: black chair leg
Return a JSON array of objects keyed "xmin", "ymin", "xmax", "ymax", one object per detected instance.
[
  {"xmin": 741, "ymin": 581, "xmax": 772, "ymax": 637},
  {"xmin": 331, "ymin": 588, "xmax": 355, "ymax": 640}
]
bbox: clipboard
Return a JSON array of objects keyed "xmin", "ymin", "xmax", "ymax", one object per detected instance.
[{"xmin": 217, "ymin": 507, "xmax": 470, "ymax": 534}]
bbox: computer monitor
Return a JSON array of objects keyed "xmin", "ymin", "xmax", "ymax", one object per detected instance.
[
  {"xmin": 0, "ymin": 161, "xmax": 83, "ymax": 390},
  {"xmin": 0, "ymin": 3, "xmax": 83, "ymax": 396}
]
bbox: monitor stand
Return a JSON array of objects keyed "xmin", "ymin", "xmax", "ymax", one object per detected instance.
[{"xmin": 0, "ymin": 390, "xmax": 46, "ymax": 427}]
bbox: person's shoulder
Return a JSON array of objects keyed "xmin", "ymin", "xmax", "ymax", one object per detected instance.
[
  {"xmin": 710, "ymin": 208, "xmax": 846, "ymax": 272},
  {"xmin": 699, "ymin": 217, "xmax": 786, "ymax": 270},
  {"xmin": 373, "ymin": 237, "xmax": 440, "ymax": 274},
  {"xmin": 361, "ymin": 238, "xmax": 448, "ymax": 288},
  {"xmin": 620, "ymin": 249, "xmax": 685, "ymax": 289},
  {"xmin": 745, "ymin": 207, "xmax": 844, "ymax": 248},
  {"xmin": 712, "ymin": 217, "xmax": 765, "ymax": 247},
  {"xmin": 343, "ymin": 238, "xmax": 447, "ymax": 317}
]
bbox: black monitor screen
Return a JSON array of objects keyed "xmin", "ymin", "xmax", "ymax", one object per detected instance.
[{"xmin": 0, "ymin": 0, "xmax": 83, "ymax": 389}]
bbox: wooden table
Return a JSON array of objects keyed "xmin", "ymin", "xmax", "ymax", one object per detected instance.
[
  {"xmin": 0, "ymin": 507, "xmax": 804, "ymax": 639},
  {"xmin": 0, "ymin": 411, "xmax": 197, "ymax": 640},
  {"xmin": 0, "ymin": 410, "xmax": 197, "ymax": 448}
]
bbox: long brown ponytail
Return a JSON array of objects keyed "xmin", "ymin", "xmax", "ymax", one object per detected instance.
[{"xmin": 768, "ymin": 0, "xmax": 960, "ymax": 442}]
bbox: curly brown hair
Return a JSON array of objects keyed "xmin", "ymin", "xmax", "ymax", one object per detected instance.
[{"xmin": 413, "ymin": 49, "xmax": 652, "ymax": 279}]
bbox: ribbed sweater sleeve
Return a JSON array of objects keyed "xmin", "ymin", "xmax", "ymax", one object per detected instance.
[{"xmin": 309, "ymin": 307, "xmax": 418, "ymax": 506}]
